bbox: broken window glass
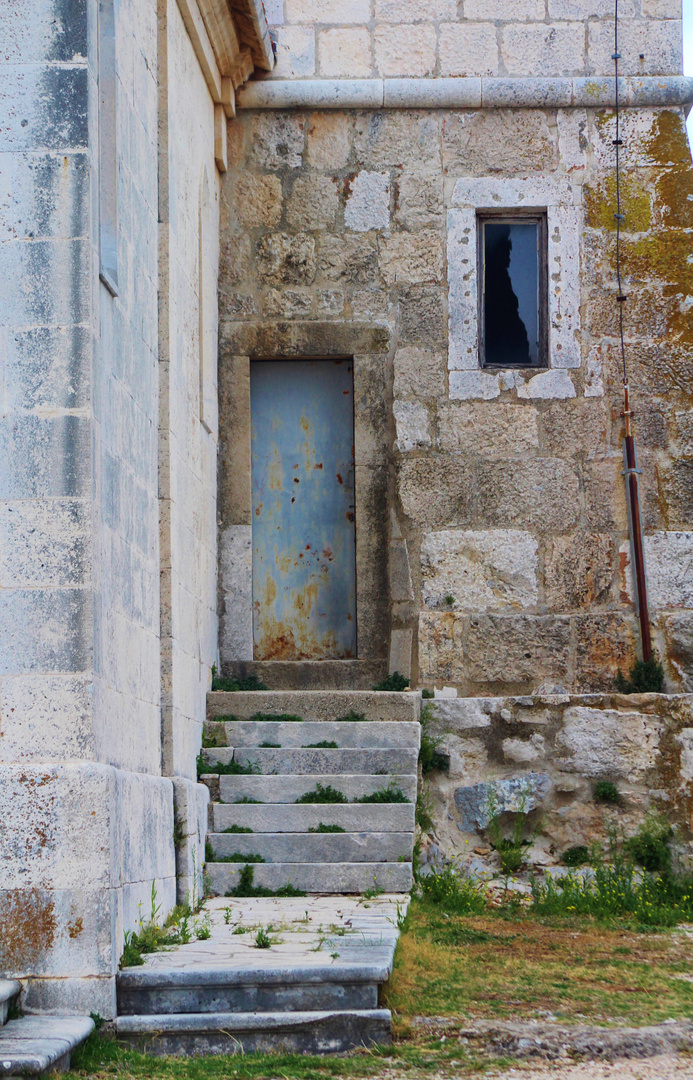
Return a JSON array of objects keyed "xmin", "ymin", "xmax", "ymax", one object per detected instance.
[{"xmin": 479, "ymin": 214, "xmax": 547, "ymax": 368}]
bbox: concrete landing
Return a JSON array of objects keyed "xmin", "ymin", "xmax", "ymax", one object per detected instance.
[
  {"xmin": 116, "ymin": 894, "xmax": 407, "ymax": 1055},
  {"xmin": 0, "ymin": 1016, "xmax": 94, "ymax": 1076}
]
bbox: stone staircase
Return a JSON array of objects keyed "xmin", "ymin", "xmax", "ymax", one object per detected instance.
[
  {"xmin": 201, "ymin": 690, "xmax": 420, "ymax": 896},
  {"xmin": 114, "ymin": 689, "xmax": 420, "ymax": 1056},
  {"xmin": 0, "ymin": 980, "xmax": 93, "ymax": 1075}
]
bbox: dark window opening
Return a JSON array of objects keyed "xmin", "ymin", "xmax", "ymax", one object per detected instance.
[{"xmin": 479, "ymin": 212, "xmax": 547, "ymax": 369}]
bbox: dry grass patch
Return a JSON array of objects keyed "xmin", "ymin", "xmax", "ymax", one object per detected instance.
[{"xmin": 384, "ymin": 900, "xmax": 693, "ymax": 1028}]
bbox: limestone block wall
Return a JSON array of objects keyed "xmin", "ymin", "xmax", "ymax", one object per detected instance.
[
  {"xmin": 421, "ymin": 692, "xmax": 693, "ymax": 872},
  {"xmin": 218, "ymin": 103, "xmax": 693, "ymax": 695},
  {"xmin": 263, "ymin": 0, "xmax": 683, "ymax": 81},
  {"xmin": 160, "ymin": 0, "xmax": 221, "ymax": 781},
  {"xmin": 93, "ymin": 0, "xmax": 162, "ymax": 773}
]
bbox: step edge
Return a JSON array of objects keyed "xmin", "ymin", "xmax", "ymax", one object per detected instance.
[{"xmin": 115, "ymin": 1009, "xmax": 392, "ymax": 1034}]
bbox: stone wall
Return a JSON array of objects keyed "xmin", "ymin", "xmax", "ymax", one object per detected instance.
[
  {"xmin": 217, "ymin": 102, "xmax": 693, "ymax": 694},
  {"xmin": 421, "ymin": 691, "xmax": 693, "ymax": 875},
  {"xmin": 160, "ymin": 0, "xmax": 221, "ymax": 782},
  {"xmin": 264, "ymin": 0, "xmax": 683, "ymax": 81}
]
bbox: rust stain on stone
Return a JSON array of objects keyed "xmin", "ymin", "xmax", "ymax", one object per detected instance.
[{"xmin": 0, "ymin": 890, "xmax": 56, "ymax": 970}]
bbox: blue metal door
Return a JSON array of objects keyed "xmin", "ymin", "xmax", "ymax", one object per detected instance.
[{"xmin": 250, "ymin": 360, "xmax": 357, "ymax": 660}]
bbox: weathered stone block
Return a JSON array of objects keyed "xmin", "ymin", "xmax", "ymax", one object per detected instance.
[
  {"xmin": 503, "ymin": 734, "xmax": 546, "ymax": 764},
  {"xmin": 501, "ymin": 22, "xmax": 585, "ymax": 77},
  {"xmin": 306, "ymin": 112, "xmax": 352, "ymax": 171},
  {"xmin": 588, "ymin": 19, "xmax": 682, "ymax": 76},
  {"xmin": 287, "ymin": 175, "xmax": 339, "ymax": 230},
  {"xmin": 429, "ymin": 698, "xmax": 492, "ymax": 732},
  {"xmin": 0, "ymin": 674, "xmax": 93, "ymax": 762},
  {"xmin": 319, "ymin": 233, "xmax": 379, "ymax": 283},
  {"xmin": 374, "ymin": 25, "xmax": 436, "ymax": 78},
  {"xmin": 544, "ymin": 534, "xmax": 614, "ymax": 612},
  {"xmin": 575, "ymin": 613, "xmax": 637, "ymax": 692},
  {"xmin": 466, "ymin": 0, "xmax": 544, "ymax": 14},
  {"xmin": 285, "ymin": 0, "xmax": 370, "ymax": 22},
  {"xmin": 556, "ymin": 707, "xmax": 662, "ymax": 779},
  {"xmin": 353, "ymin": 113, "xmax": 441, "ymax": 169},
  {"xmin": 394, "ymin": 346, "xmax": 446, "ymax": 400},
  {"xmin": 263, "ymin": 288, "xmax": 313, "ymax": 317},
  {"xmin": 421, "ymin": 529, "xmax": 538, "ymax": 612},
  {"xmin": 664, "ymin": 613, "xmax": 693, "ymax": 691},
  {"xmin": 454, "ymin": 773, "xmax": 552, "ymax": 831},
  {"xmin": 394, "ymin": 400, "xmax": 431, "ymax": 452},
  {"xmin": 344, "ymin": 171, "xmax": 390, "ymax": 232},
  {"xmin": 375, "ymin": 0, "xmax": 456, "ymax": 17},
  {"xmin": 394, "ymin": 168, "xmax": 444, "ymax": 231},
  {"xmin": 233, "ymin": 175, "xmax": 282, "ymax": 228},
  {"xmin": 272, "ymin": 25, "xmax": 316, "ymax": 78},
  {"xmin": 438, "ymin": 403, "xmax": 539, "ymax": 455},
  {"xmin": 0, "ymin": 499, "xmax": 89, "ymax": 588},
  {"xmin": 398, "ymin": 286, "xmax": 447, "ymax": 345},
  {"xmin": 442, "ymin": 110, "xmax": 558, "ymax": 176},
  {"xmin": 380, "ymin": 231, "xmax": 444, "ymax": 285},
  {"xmin": 318, "ymin": 28, "xmax": 372, "ymax": 78},
  {"xmin": 439, "ymin": 23, "xmax": 498, "ymax": 77},
  {"xmin": 474, "ymin": 458, "xmax": 581, "ymax": 535},
  {"xmin": 247, "ymin": 115, "xmax": 305, "ymax": 171},
  {"xmin": 257, "ymin": 233, "xmax": 316, "ymax": 285},
  {"xmin": 0, "ymin": 587, "xmax": 90, "ymax": 675},
  {"xmin": 621, "ymin": 532, "xmax": 693, "ymax": 612},
  {"xmin": 464, "ymin": 615, "xmax": 572, "ymax": 687}
]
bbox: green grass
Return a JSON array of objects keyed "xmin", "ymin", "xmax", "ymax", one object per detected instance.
[
  {"xmin": 224, "ymin": 864, "xmax": 305, "ymax": 899},
  {"xmin": 336, "ymin": 710, "xmax": 367, "ymax": 722},
  {"xmin": 71, "ymin": 1030, "xmax": 507, "ymax": 1080},
  {"xmin": 372, "ymin": 672, "xmax": 409, "ymax": 692},
  {"xmin": 258, "ymin": 741, "xmax": 281, "ymax": 748},
  {"xmin": 295, "ymin": 784, "xmax": 348, "ymax": 804},
  {"xmin": 307, "ymin": 823, "xmax": 345, "ymax": 833},
  {"xmin": 250, "ymin": 712, "xmax": 303, "ymax": 722},
  {"xmin": 302, "ymin": 740, "xmax": 338, "ymax": 749},
  {"xmin": 205, "ymin": 843, "xmax": 265, "ymax": 864},
  {"xmin": 220, "ymin": 825, "xmax": 253, "ymax": 834},
  {"xmin": 234, "ymin": 796, "xmax": 262, "ymax": 804}
]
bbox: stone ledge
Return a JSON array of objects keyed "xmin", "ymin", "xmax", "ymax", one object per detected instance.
[{"xmin": 237, "ymin": 75, "xmax": 693, "ymax": 110}]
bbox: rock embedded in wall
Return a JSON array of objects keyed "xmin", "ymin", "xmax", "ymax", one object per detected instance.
[{"xmin": 454, "ymin": 773, "xmax": 552, "ymax": 832}]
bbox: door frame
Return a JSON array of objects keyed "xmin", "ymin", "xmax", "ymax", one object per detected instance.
[{"xmin": 217, "ymin": 322, "xmax": 391, "ymax": 666}]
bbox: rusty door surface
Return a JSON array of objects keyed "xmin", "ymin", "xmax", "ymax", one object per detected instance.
[{"xmin": 250, "ymin": 359, "xmax": 357, "ymax": 660}]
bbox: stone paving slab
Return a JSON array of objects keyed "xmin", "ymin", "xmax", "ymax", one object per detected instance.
[
  {"xmin": 219, "ymin": 720, "xmax": 421, "ymax": 749},
  {"xmin": 219, "ymin": 773, "xmax": 418, "ymax": 803},
  {"xmin": 120, "ymin": 895, "xmax": 407, "ymax": 976}
]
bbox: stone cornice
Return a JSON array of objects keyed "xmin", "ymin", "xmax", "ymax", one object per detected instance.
[{"xmin": 237, "ymin": 75, "xmax": 693, "ymax": 111}]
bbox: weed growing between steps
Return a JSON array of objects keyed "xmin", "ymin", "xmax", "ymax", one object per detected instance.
[
  {"xmin": 205, "ymin": 842, "xmax": 265, "ymax": 864},
  {"xmin": 372, "ymin": 672, "xmax": 409, "ymax": 691},
  {"xmin": 355, "ymin": 784, "xmax": 409, "ymax": 804},
  {"xmin": 419, "ymin": 704, "xmax": 450, "ymax": 775},
  {"xmin": 224, "ymin": 864, "xmax": 305, "ymax": 898},
  {"xmin": 211, "ymin": 667, "xmax": 268, "ymax": 692},
  {"xmin": 234, "ymin": 796, "xmax": 263, "ymax": 803},
  {"xmin": 119, "ymin": 885, "xmax": 210, "ymax": 968},
  {"xmin": 211, "ymin": 712, "xmax": 304, "ymax": 723},
  {"xmin": 196, "ymin": 754, "xmax": 260, "ymax": 778},
  {"xmin": 295, "ymin": 783, "xmax": 348, "ymax": 804},
  {"xmin": 295, "ymin": 783, "xmax": 411, "ymax": 804},
  {"xmin": 221, "ymin": 825, "xmax": 253, "ymax": 833},
  {"xmin": 336, "ymin": 709, "xmax": 367, "ymax": 721},
  {"xmin": 302, "ymin": 740, "xmax": 339, "ymax": 748},
  {"xmin": 307, "ymin": 823, "xmax": 346, "ymax": 832},
  {"xmin": 259, "ymin": 741, "xmax": 281, "ymax": 747}
]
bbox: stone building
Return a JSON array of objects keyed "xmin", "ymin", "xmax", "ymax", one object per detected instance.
[{"xmin": 1, "ymin": 0, "xmax": 693, "ymax": 1023}]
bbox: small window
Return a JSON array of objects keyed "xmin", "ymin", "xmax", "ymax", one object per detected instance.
[{"xmin": 478, "ymin": 212, "xmax": 547, "ymax": 368}]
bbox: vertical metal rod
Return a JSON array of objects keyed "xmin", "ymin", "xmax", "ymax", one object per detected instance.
[{"xmin": 613, "ymin": 2, "xmax": 653, "ymax": 662}]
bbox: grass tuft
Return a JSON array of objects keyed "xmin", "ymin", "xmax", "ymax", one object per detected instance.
[
  {"xmin": 296, "ymin": 784, "xmax": 348, "ymax": 804},
  {"xmin": 355, "ymin": 784, "xmax": 410, "ymax": 804},
  {"xmin": 303, "ymin": 740, "xmax": 338, "ymax": 749},
  {"xmin": 308, "ymin": 823, "xmax": 346, "ymax": 833}
]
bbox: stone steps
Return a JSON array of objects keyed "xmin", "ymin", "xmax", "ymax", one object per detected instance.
[
  {"xmin": 209, "ymin": 831, "xmax": 412, "ymax": 863},
  {"xmin": 212, "ymin": 802, "xmax": 415, "ymax": 832},
  {"xmin": 203, "ymin": 690, "xmax": 420, "ymax": 900},
  {"xmin": 207, "ymin": 860, "xmax": 413, "ymax": 894},
  {"xmin": 205, "ymin": 747, "xmax": 418, "ymax": 774},
  {"xmin": 206, "ymin": 690, "xmax": 419, "ymax": 722},
  {"xmin": 115, "ymin": 1008, "xmax": 392, "ymax": 1055},
  {"xmin": 0, "ymin": 1015, "xmax": 94, "ymax": 1076},
  {"xmin": 210, "ymin": 719, "xmax": 421, "ymax": 747},
  {"xmin": 118, "ymin": 964, "xmax": 385, "ymax": 1015},
  {"xmin": 217, "ymin": 773, "xmax": 419, "ymax": 804},
  {"xmin": 0, "ymin": 981, "xmax": 20, "ymax": 1027}
]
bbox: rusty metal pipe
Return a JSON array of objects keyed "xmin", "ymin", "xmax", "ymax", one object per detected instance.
[{"xmin": 622, "ymin": 385, "xmax": 653, "ymax": 662}]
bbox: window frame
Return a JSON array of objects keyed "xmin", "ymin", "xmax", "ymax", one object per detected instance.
[{"xmin": 477, "ymin": 208, "xmax": 548, "ymax": 371}]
